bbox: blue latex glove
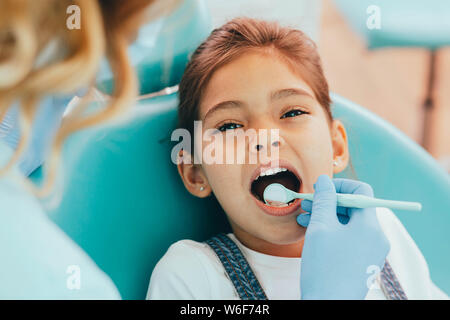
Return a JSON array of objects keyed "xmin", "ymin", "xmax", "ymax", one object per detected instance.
[{"xmin": 296, "ymin": 174, "xmax": 390, "ymax": 299}]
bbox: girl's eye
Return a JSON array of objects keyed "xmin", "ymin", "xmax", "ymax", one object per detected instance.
[
  {"xmin": 281, "ymin": 109, "xmax": 307, "ymax": 119},
  {"xmin": 217, "ymin": 122, "xmax": 244, "ymax": 132}
]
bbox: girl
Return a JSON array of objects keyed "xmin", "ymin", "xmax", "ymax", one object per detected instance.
[{"xmin": 147, "ymin": 17, "xmax": 447, "ymax": 300}]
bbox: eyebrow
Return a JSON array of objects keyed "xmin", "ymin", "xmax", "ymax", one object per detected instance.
[
  {"xmin": 270, "ymin": 88, "xmax": 314, "ymax": 101},
  {"xmin": 202, "ymin": 100, "xmax": 243, "ymax": 121},
  {"xmin": 202, "ymin": 88, "xmax": 314, "ymax": 121}
]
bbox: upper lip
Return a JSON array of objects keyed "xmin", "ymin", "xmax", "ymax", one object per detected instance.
[{"xmin": 248, "ymin": 159, "xmax": 303, "ymax": 193}]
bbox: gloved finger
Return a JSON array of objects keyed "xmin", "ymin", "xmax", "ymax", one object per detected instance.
[
  {"xmin": 337, "ymin": 212, "xmax": 350, "ymax": 225},
  {"xmin": 300, "ymin": 199, "xmax": 312, "ymax": 212},
  {"xmin": 309, "ymin": 175, "xmax": 338, "ymax": 226},
  {"xmin": 297, "ymin": 212, "xmax": 349, "ymax": 227},
  {"xmin": 297, "ymin": 213, "xmax": 311, "ymax": 227},
  {"xmin": 301, "ymin": 199, "xmax": 348, "ymax": 215}
]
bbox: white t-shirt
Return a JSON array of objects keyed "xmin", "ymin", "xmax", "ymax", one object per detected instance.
[{"xmin": 147, "ymin": 207, "xmax": 448, "ymax": 300}]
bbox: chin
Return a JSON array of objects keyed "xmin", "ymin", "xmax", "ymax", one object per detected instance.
[{"xmin": 256, "ymin": 219, "xmax": 306, "ymax": 245}]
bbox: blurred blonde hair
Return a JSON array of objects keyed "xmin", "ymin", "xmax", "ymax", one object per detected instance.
[{"xmin": 0, "ymin": 0, "xmax": 180, "ymax": 196}]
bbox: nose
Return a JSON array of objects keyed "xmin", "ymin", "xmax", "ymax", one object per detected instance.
[
  {"xmin": 254, "ymin": 140, "xmax": 280, "ymax": 151},
  {"xmin": 249, "ymin": 129, "xmax": 284, "ymax": 153}
]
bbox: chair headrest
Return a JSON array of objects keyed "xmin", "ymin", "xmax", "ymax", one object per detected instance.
[{"xmin": 97, "ymin": 0, "xmax": 212, "ymax": 95}]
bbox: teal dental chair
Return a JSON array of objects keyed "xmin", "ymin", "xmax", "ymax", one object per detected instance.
[{"xmin": 28, "ymin": 0, "xmax": 450, "ymax": 299}]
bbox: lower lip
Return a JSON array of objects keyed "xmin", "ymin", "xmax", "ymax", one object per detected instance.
[{"xmin": 252, "ymin": 196, "xmax": 302, "ymax": 217}]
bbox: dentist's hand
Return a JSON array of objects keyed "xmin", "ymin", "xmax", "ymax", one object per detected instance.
[{"xmin": 296, "ymin": 175, "xmax": 390, "ymax": 300}]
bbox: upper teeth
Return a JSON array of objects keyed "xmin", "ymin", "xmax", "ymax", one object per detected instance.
[{"xmin": 255, "ymin": 167, "xmax": 287, "ymax": 180}]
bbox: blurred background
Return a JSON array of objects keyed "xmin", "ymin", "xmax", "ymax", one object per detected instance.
[
  {"xmin": 208, "ymin": 0, "xmax": 450, "ymax": 173},
  {"xmin": 320, "ymin": 0, "xmax": 450, "ymax": 173}
]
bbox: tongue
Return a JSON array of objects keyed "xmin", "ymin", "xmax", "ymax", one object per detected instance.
[{"xmin": 252, "ymin": 171, "xmax": 299, "ymax": 202}]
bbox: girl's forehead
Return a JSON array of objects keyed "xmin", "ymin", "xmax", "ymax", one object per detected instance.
[{"xmin": 199, "ymin": 51, "xmax": 316, "ymax": 118}]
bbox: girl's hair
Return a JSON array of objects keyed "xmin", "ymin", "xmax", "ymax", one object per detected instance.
[
  {"xmin": 0, "ymin": 0, "xmax": 179, "ymax": 195},
  {"xmin": 177, "ymin": 17, "xmax": 332, "ymax": 148}
]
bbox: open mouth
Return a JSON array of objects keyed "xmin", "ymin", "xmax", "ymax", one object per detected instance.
[{"xmin": 251, "ymin": 166, "xmax": 301, "ymax": 207}]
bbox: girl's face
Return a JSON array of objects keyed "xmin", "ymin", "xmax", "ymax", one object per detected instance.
[{"xmin": 178, "ymin": 50, "xmax": 349, "ymax": 256}]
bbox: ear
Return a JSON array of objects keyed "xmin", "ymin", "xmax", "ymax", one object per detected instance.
[
  {"xmin": 330, "ymin": 119, "xmax": 350, "ymax": 174},
  {"xmin": 177, "ymin": 149, "xmax": 212, "ymax": 198}
]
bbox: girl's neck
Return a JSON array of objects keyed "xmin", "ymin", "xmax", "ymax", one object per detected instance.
[{"xmin": 232, "ymin": 227, "xmax": 305, "ymax": 258}]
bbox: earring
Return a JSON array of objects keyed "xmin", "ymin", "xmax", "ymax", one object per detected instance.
[
  {"xmin": 199, "ymin": 186, "xmax": 205, "ymax": 191},
  {"xmin": 333, "ymin": 160, "xmax": 338, "ymax": 166}
]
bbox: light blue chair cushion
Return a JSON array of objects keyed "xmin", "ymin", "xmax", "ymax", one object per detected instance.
[
  {"xmin": 334, "ymin": 0, "xmax": 450, "ymax": 49},
  {"xmin": 30, "ymin": 92, "xmax": 450, "ymax": 299},
  {"xmin": 0, "ymin": 142, "xmax": 120, "ymax": 299}
]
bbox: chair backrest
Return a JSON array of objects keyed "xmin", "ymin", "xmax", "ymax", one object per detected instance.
[
  {"xmin": 33, "ymin": 93, "xmax": 231, "ymax": 299},
  {"xmin": 0, "ymin": 143, "xmax": 120, "ymax": 299},
  {"xmin": 333, "ymin": 0, "xmax": 450, "ymax": 49},
  {"xmin": 29, "ymin": 0, "xmax": 217, "ymax": 300},
  {"xmin": 97, "ymin": 0, "xmax": 211, "ymax": 95},
  {"xmin": 31, "ymin": 92, "xmax": 450, "ymax": 299}
]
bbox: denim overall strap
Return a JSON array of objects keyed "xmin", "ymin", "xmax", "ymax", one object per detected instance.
[
  {"xmin": 205, "ymin": 233, "xmax": 268, "ymax": 300},
  {"xmin": 205, "ymin": 234, "xmax": 406, "ymax": 300},
  {"xmin": 380, "ymin": 260, "xmax": 408, "ymax": 300}
]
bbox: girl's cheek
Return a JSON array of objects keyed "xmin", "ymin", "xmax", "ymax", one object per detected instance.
[
  {"xmin": 299, "ymin": 119, "xmax": 334, "ymax": 150},
  {"xmin": 286, "ymin": 122, "xmax": 334, "ymax": 165},
  {"xmin": 204, "ymin": 165, "xmax": 239, "ymax": 200}
]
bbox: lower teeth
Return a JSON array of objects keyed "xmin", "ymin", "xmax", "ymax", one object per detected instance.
[
  {"xmin": 263, "ymin": 199, "xmax": 296, "ymax": 207},
  {"xmin": 255, "ymin": 194, "xmax": 295, "ymax": 207},
  {"xmin": 265, "ymin": 200, "xmax": 288, "ymax": 207}
]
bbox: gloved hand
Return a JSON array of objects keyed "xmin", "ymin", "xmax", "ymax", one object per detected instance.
[{"xmin": 296, "ymin": 174, "xmax": 390, "ymax": 300}]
